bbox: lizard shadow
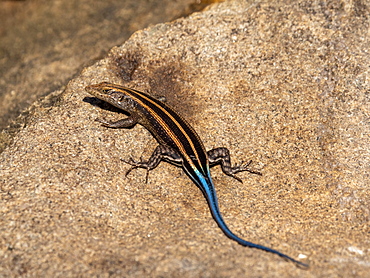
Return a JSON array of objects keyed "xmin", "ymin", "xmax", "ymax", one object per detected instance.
[
  {"xmin": 83, "ymin": 96, "xmax": 129, "ymax": 116},
  {"xmin": 83, "ymin": 96, "xmax": 136, "ymax": 129}
]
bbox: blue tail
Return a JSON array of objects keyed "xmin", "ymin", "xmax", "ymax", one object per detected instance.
[{"xmin": 197, "ymin": 174, "xmax": 308, "ymax": 268}]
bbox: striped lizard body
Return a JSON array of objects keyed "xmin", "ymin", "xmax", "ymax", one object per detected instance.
[{"xmin": 85, "ymin": 82, "xmax": 308, "ymax": 268}]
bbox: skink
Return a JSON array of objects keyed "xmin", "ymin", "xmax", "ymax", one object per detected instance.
[{"xmin": 85, "ymin": 82, "xmax": 308, "ymax": 268}]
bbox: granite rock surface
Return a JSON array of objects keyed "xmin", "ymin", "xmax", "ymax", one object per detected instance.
[{"xmin": 1, "ymin": 0, "xmax": 369, "ymax": 277}]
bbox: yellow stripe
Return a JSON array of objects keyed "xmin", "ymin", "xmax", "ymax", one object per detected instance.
[{"xmin": 125, "ymin": 88, "xmax": 202, "ymax": 168}]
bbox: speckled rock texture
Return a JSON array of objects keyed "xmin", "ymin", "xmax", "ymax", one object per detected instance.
[
  {"xmin": 1, "ymin": 0, "xmax": 369, "ymax": 277},
  {"xmin": 0, "ymin": 0, "xmax": 197, "ymax": 132}
]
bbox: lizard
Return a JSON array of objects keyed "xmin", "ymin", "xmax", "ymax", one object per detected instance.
[{"xmin": 85, "ymin": 82, "xmax": 308, "ymax": 268}]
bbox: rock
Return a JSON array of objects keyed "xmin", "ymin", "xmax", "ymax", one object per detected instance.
[{"xmin": 1, "ymin": 0, "xmax": 369, "ymax": 276}]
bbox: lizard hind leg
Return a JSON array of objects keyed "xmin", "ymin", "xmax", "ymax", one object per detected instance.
[
  {"xmin": 207, "ymin": 147, "xmax": 262, "ymax": 183},
  {"xmin": 121, "ymin": 144, "xmax": 182, "ymax": 183}
]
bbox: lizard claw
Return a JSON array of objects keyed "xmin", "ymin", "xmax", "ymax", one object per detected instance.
[
  {"xmin": 241, "ymin": 160, "xmax": 262, "ymax": 176},
  {"xmin": 120, "ymin": 157, "xmax": 150, "ymax": 183},
  {"xmin": 232, "ymin": 160, "xmax": 262, "ymax": 177},
  {"xmin": 121, "ymin": 157, "xmax": 139, "ymax": 177}
]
